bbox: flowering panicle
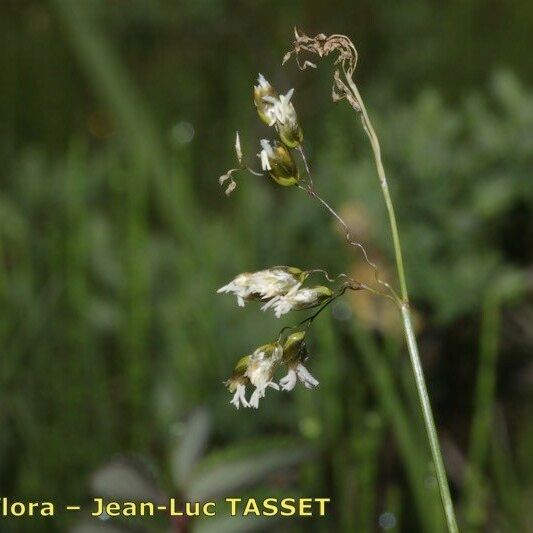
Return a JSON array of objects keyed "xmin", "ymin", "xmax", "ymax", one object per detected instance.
[
  {"xmin": 217, "ymin": 50, "xmax": 364, "ymax": 410},
  {"xmin": 217, "ymin": 41, "xmax": 459, "ymax": 533}
]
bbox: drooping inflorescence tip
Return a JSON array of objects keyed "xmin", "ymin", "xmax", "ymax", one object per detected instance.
[{"xmin": 282, "ymin": 30, "xmax": 361, "ymax": 111}]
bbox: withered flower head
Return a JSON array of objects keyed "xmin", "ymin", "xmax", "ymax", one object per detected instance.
[{"xmin": 283, "ymin": 28, "xmax": 361, "ymax": 112}]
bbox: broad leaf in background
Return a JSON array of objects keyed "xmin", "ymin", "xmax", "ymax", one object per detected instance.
[
  {"xmin": 80, "ymin": 412, "xmax": 313, "ymax": 532},
  {"xmin": 90, "ymin": 457, "xmax": 166, "ymax": 505},
  {"xmin": 170, "ymin": 407, "xmax": 211, "ymax": 487},
  {"xmin": 186, "ymin": 439, "xmax": 314, "ymax": 502}
]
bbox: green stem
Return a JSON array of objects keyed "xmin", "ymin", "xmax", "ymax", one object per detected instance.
[
  {"xmin": 347, "ymin": 81, "xmax": 408, "ymax": 301},
  {"xmin": 348, "ymin": 79, "xmax": 459, "ymax": 532},
  {"xmin": 401, "ymin": 305, "xmax": 458, "ymax": 533}
]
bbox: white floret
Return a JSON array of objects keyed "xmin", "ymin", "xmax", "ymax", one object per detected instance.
[
  {"xmin": 230, "ymin": 384, "xmax": 249, "ymax": 409},
  {"xmin": 261, "ymin": 286, "xmax": 319, "ymax": 318},
  {"xmin": 279, "ymin": 363, "xmax": 319, "ymax": 391},
  {"xmin": 217, "ymin": 268, "xmax": 301, "ymax": 308},
  {"xmin": 248, "ymin": 382, "xmax": 280, "ymax": 409}
]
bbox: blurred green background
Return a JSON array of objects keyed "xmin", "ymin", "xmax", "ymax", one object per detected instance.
[{"xmin": 1, "ymin": 1, "xmax": 532, "ymax": 532}]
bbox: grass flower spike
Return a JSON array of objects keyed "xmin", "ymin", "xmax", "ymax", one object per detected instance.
[
  {"xmin": 263, "ymin": 89, "xmax": 303, "ymax": 147},
  {"xmin": 224, "ymin": 355, "xmax": 252, "ymax": 409},
  {"xmin": 258, "ymin": 139, "xmax": 300, "ymax": 186},
  {"xmin": 261, "ymin": 285, "xmax": 333, "ymax": 318},
  {"xmin": 224, "ymin": 332, "xmax": 321, "ymax": 409},
  {"xmin": 254, "ymin": 74, "xmax": 303, "ymax": 147},
  {"xmin": 220, "ymin": 76, "xmax": 302, "ymax": 195},
  {"xmin": 253, "ymin": 74, "xmax": 278, "ymax": 126},
  {"xmin": 217, "ymin": 267, "xmax": 307, "ymax": 307},
  {"xmin": 245, "ymin": 343, "xmax": 283, "ymax": 408},
  {"xmin": 279, "ymin": 332, "xmax": 319, "ymax": 391}
]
